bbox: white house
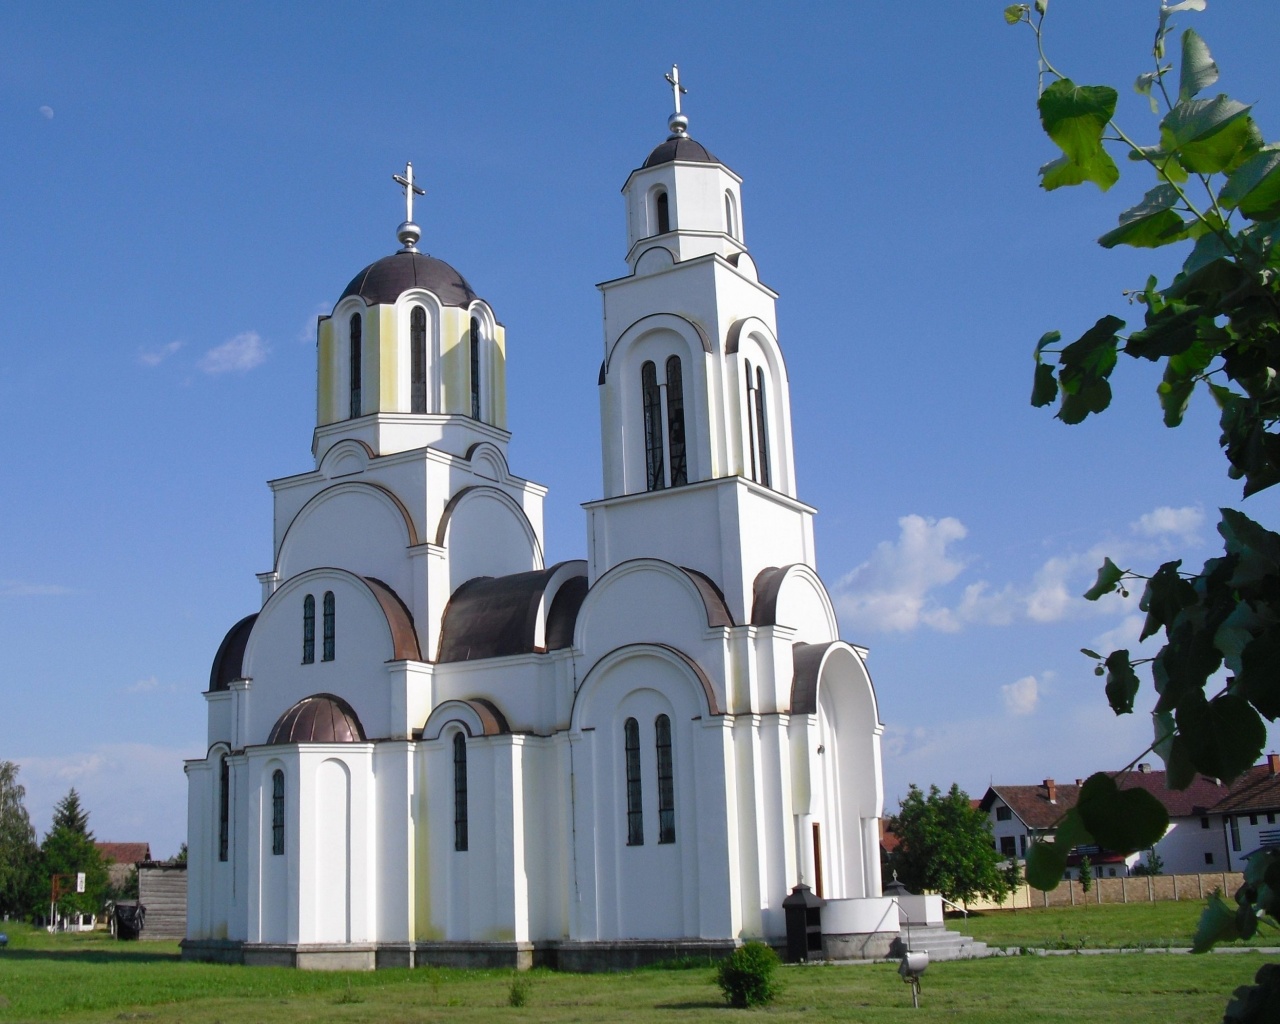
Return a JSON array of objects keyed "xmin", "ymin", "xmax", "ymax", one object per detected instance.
[{"xmin": 183, "ymin": 77, "xmax": 893, "ymax": 970}]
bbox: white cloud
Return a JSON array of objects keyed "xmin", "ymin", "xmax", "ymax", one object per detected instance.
[
  {"xmin": 38, "ymin": 105, "xmax": 53, "ymax": 120},
  {"xmin": 198, "ymin": 331, "xmax": 267, "ymax": 374},
  {"xmin": 127, "ymin": 676, "xmax": 160, "ymax": 694},
  {"xmin": 298, "ymin": 301, "xmax": 330, "ymax": 343},
  {"xmin": 833, "ymin": 515, "xmax": 968, "ymax": 632},
  {"xmin": 0, "ymin": 579, "xmax": 74, "ymax": 597},
  {"xmin": 1002, "ymin": 675, "xmax": 1040, "ymax": 716},
  {"xmin": 1133, "ymin": 505, "xmax": 1204, "ymax": 542},
  {"xmin": 137, "ymin": 340, "xmax": 183, "ymax": 367},
  {"xmin": 1090, "ymin": 613, "xmax": 1150, "ymax": 656}
]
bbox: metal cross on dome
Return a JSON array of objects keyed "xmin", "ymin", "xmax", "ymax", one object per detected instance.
[
  {"xmin": 392, "ymin": 162, "xmax": 425, "ymax": 225},
  {"xmin": 665, "ymin": 65, "xmax": 687, "ymax": 115}
]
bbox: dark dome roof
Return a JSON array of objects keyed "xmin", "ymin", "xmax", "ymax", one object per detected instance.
[
  {"xmin": 209, "ymin": 614, "xmax": 257, "ymax": 692},
  {"xmin": 340, "ymin": 251, "xmax": 477, "ymax": 308},
  {"xmin": 268, "ymin": 693, "xmax": 366, "ymax": 744},
  {"xmin": 643, "ymin": 135, "xmax": 718, "ymax": 168}
]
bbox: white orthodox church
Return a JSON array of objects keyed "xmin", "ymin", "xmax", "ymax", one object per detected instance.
[{"xmin": 183, "ymin": 74, "xmax": 895, "ymax": 970}]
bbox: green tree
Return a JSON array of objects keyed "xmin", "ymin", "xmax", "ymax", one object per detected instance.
[
  {"xmin": 0, "ymin": 761, "xmax": 41, "ymax": 918},
  {"xmin": 1007, "ymin": 1, "xmax": 1280, "ymax": 1016},
  {"xmin": 40, "ymin": 789, "xmax": 108, "ymax": 922},
  {"xmin": 886, "ymin": 783, "xmax": 1009, "ymax": 906},
  {"xmin": 1078, "ymin": 855, "xmax": 1093, "ymax": 896}
]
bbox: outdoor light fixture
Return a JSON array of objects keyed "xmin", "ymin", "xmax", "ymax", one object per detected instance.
[{"xmin": 898, "ymin": 950, "xmax": 928, "ymax": 1008}]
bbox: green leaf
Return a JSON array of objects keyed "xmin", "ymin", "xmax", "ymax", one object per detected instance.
[
  {"xmin": 1181, "ymin": 230, "xmax": 1232, "ymax": 276},
  {"xmin": 1152, "ymin": 710, "xmax": 1176, "ymax": 764},
  {"xmin": 1139, "ymin": 560, "xmax": 1195, "ymax": 640},
  {"xmin": 1238, "ymin": 629, "xmax": 1280, "ymax": 721},
  {"xmin": 1177, "ymin": 691, "xmax": 1268, "ymax": 782},
  {"xmin": 1098, "ymin": 185, "xmax": 1190, "ymax": 249},
  {"xmin": 1031, "ymin": 363, "xmax": 1058, "ymax": 407},
  {"xmin": 1038, "ymin": 79, "xmax": 1120, "ymax": 192},
  {"xmin": 1076, "ymin": 772, "xmax": 1169, "ymax": 853},
  {"xmin": 1084, "ymin": 557, "xmax": 1124, "ymax": 601},
  {"xmin": 1081, "ymin": 648, "xmax": 1102, "ymax": 660},
  {"xmin": 1158, "ymin": 376, "xmax": 1195, "ymax": 427},
  {"xmin": 1025, "ymin": 838, "xmax": 1068, "ymax": 891},
  {"xmin": 1220, "ymin": 147, "xmax": 1280, "ymax": 222},
  {"xmin": 1003, "ymin": 4, "xmax": 1027, "ymax": 25},
  {"xmin": 1178, "ymin": 29, "xmax": 1218, "ymax": 103},
  {"xmin": 1220, "ymin": 508, "xmax": 1280, "ymax": 580},
  {"xmin": 1193, "ymin": 893, "xmax": 1241, "ymax": 953},
  {"xmin": 1160, "ymin": 95, "xmax": 1256, "ymax": 175},
  {"xmin": 1165, "ymin": 734, "xmax": 1198, "ymax": 790},
  {"xmin": 1128, "ymin": 144, "xmax": 1189, "ymax": 184},
  {"xmin": 1104, "ymin": 650, "xmax": 1141, "ymax": 715}
]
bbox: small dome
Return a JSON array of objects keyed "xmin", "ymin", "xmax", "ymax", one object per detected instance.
[
  {"xmin": 209, "ymin": 614, "xmax": 257, "ymax": 692},
  {"xmin": 340, "ymin": 250, "xmax": 477, "ymax": 308},
  {"xmin": 268, "ymin": 693, "xmax": 366, "ymax": 744},
  {"xmin": 643, "ymin": 136, "xmax": 719, "ymax": 169}
]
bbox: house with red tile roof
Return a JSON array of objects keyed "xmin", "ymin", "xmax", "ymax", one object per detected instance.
[
  {"xmin": 95, "ymin": 842, "xmax": 152, "ymax": 891},
  {"xmin": 1213, "ymin": 755, "xmax": 1280, "ymax": 871}
]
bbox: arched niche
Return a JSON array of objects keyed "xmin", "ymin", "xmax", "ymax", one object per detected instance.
[
  {"xmin": 435, "ymin": 485, "xmax": 542, "ymax": 593},
  {"xmin": 752, "ymin": 564, "xmax": 838, "ymax": 642}
]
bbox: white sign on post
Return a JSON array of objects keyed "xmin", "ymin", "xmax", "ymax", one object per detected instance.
[{"xmin": 76, "ymin": 872, "xmax": 85, "ymax": 893}]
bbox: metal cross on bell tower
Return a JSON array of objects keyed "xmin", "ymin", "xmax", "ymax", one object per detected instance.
[
  {"xmin": 392, "ymin": 161, "xmax": 426, "ymax": 252},
  {"xmin": 665, "ymin": 64, "xmax": 689, "ymax": 138}
]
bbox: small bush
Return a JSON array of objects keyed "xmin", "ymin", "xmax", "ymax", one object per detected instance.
[
  {"xmin": 508, "ymin": 973, "xmax": 531, "ymax": 1007},
  {"xmin": 714, "ymin": 941, "xmax": 780, "ymax": 1008}
]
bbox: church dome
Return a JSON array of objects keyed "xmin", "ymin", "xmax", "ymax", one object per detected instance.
[
  {"xmin": 268, "ymin": 693, "xmax": 367, "ymax": 744},
  {"xmin": 643, "ymin": 136, "xmax": 718, "ymax": 168},
  {"xmin": 340, "ymin": 250, "xmax": 477, "ymax": 308}
]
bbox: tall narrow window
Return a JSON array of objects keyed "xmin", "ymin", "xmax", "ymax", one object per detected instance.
[
  {"xmin": 665, "ymin": 356, "xmax": 687, "ymax": 486},
  {"xmin": 218, "ymin": 756, "xmax": 229, "ymax": 862},
  {"xmin": 322, "ymin": 591, "xmax": 335, "ymax": 661},
  {"xmin": 453, "ymin": 732, "xmax": 469, "ymax": 852},
  {"xmin": 641, "ymin": 361, "xmax": 665, "ymax": 491},
  {"xmin": 469, "ymin": 316, "xmax": 482, "ymax": 420},
  {"xmin": 744, "ymin": 360, "xmax": 758, "ymax": 481},
  {"xmin": 271, "ymin": 770, "xmax": 284, "ymax": 856},
  {"xmin": 724, "ymin": 190, "xmax": 738, "ymax": 239},
  {"xmin": 812, "ymin": 822, "xmax": 824, "ymax": 898},
  {"xmin": 349, "ymin": 313, "xmax": 362, "ymax": 418},
  {"xmin": 625, "ymin": 717, "xmax": 643, "ymax": 845},
  {"xmin": 755, "ymin": 366, "xmax": 771, "ymax": 488},
  {"xmin": 656, "ymin": 714, "xmax": 675, "ymax": 844},
  {"xmin": 410, "ymin": 306, "xmax": 427, "ymax": 413},
  {"xmin": 302, "ymin": 595, "xmax": 315, "ymax": 664},
  {"xmin": 655, "ymin": 190, "xmax": 670, "ymax": 234}
]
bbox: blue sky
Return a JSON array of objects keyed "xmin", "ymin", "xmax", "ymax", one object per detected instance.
[{"xmin": 4, "ymin": 2, "xmax": 1279, "ymax": 858}]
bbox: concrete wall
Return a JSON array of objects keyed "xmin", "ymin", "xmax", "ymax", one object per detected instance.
[{"xmin": 964, "ymin": 871, "xmax": 1245, "ymax": 912}]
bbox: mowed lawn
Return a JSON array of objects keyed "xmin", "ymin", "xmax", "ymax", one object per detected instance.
[
  {"xmin": 960, "ymin": 901, "xmax": 1280, "ymax": 950},
  {"xmin": 0, "ymin": 922, "xmax": 1272, "ymax": 1024}
]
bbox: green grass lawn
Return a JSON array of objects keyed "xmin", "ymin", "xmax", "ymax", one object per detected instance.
[
  {"xmin": 959, "ymin": 900, "xmax": 1280, "ymax": 950},
  {"xmin": 0, "ymin": 921, "xmax": 1274, "ymax": 1023}
]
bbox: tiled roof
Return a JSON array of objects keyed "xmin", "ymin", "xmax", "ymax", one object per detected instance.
[
  {"xmin": 95, "ymin": 842, "xmax": 151, "ymax": 865},
  {"xmin": 1211, "ymin": 760, "xmax": 1280, "ymax": 814},
  {"xmin": 981, "ymin": 782, "xmax": 1081, "ymax": 829}
]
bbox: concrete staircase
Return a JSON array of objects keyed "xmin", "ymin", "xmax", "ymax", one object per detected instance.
[{"xmin": 890, "ymin": 924, "xmax": 988, "ymax": 961}]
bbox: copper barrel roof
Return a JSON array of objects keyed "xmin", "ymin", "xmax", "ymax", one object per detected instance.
[
  {"xmin": 209, "ymin": 614, "xmax": 257, "ymax": 692},
  {"xmin": 643, "ymin": 136, "xmax": 719, "ymax": 168},
  {"xmin": 339, "ymin": 250, "xmax": 477, "ymax": 308},
  {"xmin": 268, "ymin": 693, "xmax": 367, "ymax": 744}
]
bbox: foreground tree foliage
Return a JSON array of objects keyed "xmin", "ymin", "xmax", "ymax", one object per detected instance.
[
  {"xmin": 0, "ymin": 761, "xmax": 41, "ymax": 918},
  {"xmin": 1007, "ymin": 1, "xmax": 1280, "ymax": 1018},
  {"xmin": 886, "ymin": 783, "xmax": 1009, "ymax": 906}
]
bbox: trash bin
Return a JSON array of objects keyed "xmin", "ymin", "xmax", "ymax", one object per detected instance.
[
  {"xmin": 782, "ymin": 883, "xmax": 824, "ymax": 962},
  {"xmin": 114, "ymin": 903, "xmax": 146, "ymax": 941}
]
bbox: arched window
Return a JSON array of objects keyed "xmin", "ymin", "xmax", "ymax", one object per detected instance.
[
  {"xmin": 349, "ymin": 313, "xmax": 362, "ymax": 418},
  {"xmin": 271, "ymin": 769, "xmax": 285, "ymax": 856},
  {"xmin": 724, "ymin": 190, "xmax": 738, "ymax": 239},
  {"xmin": 453, "ymin": 732, "xmax": 468, "ymax": 852},
  {"xmin": 641, "ymin": 361, "xmax": 665, "ymax": 491},
  {"xmin": 656, "ymin": 715, "xmax": 675, "ymax": 844},
  {"xmin": 744, "ymin": 361, "xmax": 771, "ymax": 487},
  {"xmin": 469, "ymin": 316, "xmax": 482, "ymax": 421},
  {"xmin": 322, "ymin": 591, "xmax": 335, "ymax": 661},
  {"xmin": 624, "ymin": 717, "xmax": 643, "ymax": 845},
  {"xmin": 655, "ymin": 190, "xmax": 670, "ymax": 235},
  {"xmin": 218, "ymin": 755, "xmax": 229, "ymax": 862},
  {"xmin": 665, "ymin": 356, "xmax": 687, "ymax": 487},
  {"xmin": 744, "ymin": 360, "xmax": 757, "ymax": 481},
  {"xmin": 410, "ymin": 306, "xmax": 427, "ymax": 414},
  {"xmin": 302, "ymin": 595, "xmax": 315, "ymax": 664}
]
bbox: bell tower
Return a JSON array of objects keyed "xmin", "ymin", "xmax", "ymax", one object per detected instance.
[{"xmin": 587, "ymin": 68, "xmax": 816, "ymax": 624}]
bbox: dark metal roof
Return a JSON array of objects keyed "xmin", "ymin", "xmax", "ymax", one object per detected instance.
[
  {"xmin": 643, "ymin": 136, "xmax": 719, "ymax": 168},
  {"xmin": 790, "ymin": 641, "xmax": 835, "ymax": 715},
  {"xmin": 437, "ymin": 562, "xmax": 588, "ymax": 663},
  {"xmin": 363, "ymin": 576, "xmax": 422, "ymax": 661},
  {"xmin": 339, "ymin": 251, "xmax": 477, "ymax": 308},
  {"xmin": 268, "ymin": 693, "xmax": 366, "ymax": 745},
  {"xmin": 209, "ymin": 614, "xmax": 257, "ymax": 692}
]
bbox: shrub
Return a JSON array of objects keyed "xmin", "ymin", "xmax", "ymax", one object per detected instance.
[
  {"xmin": 508, "ymin": 973, "xmax": 531, "ymax": 1007},
  {"xmin": 714, "ymin": 941, "xmax": 780, "ymax": 1008}
]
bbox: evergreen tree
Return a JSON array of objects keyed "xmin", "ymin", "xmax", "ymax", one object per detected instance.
[
  {"xmin": 0, "ymin": 761, "xmax": 41, "ymax": 918},
  {"xmin": 40, "ymin": 788, "xmax": 108, "ymax": 921}
]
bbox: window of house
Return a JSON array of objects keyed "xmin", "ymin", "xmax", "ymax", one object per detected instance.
[
  {"xmin": 996, "ymin": 805, "xmax": 1012, "ymax": 821},
  {"xmin": 1269, "ymin": 813, "xmax": 1276, "ymax": 825},
  {"xmin": 655, "ymin": 190, "xmax": 670, "ymax": 235},
  {"xmin": 665, "ymin": 356, "xmax": 687, "ymax": 487},
  {"xmin": 411, "ymin": 306, "xmax": 427, "ymax": 413},
  {"xmin": 349, "ymin": 313, "xmax": 362, "ymax": 418},
  {"xmin": 271, "ymin": 769, "xmax": 284, "ymax": 856},
  {"xmin": 642, "ymin": 361, "xmax": 665, "ymax": 491},
  {"xmin": 1020, "ymin": 834, "xmax": 1028, "ymax": 856},
  {"xmin": 302, "ymin": 594, "xmax": 315, "ymax": 664},
  {"xmin": 1231, "ymin": 817, "xmax": 1241, "ymax": 852},
  {"xmin": 656, "ymin": 714, "xmax": 675, "ymax": 844},
  {"xmin": 625, "ymin": 717, "xmax": 643, "ymax": 845},
  {"xmin": 1000, "ymin": 835, "xmax": 1016, "ymax": 857},
  {"xmin": 1201, "ymin": 816, "xmax": 1210, "ymax": 829},
  {"xmin": 1250, "ymin": 813, "xmax": 1259, "ymax": 826},
  {"xmin": 453, "ymin": 732, "xmax": 468, "ymax": 852},
  {"xmin": 1205, "ymin": 851, "xmax": 1214, "ymax": 865},
  {"xmin": 469, "ymin": 316, "xmax": 482, "ymax": 420},
  {"xmin": 322, "ymin": 591, "xmax": 335, "ymax": 661},
  {"xmin": 218, "ymin": 756, "xmax": 229, "ymax": 862}
]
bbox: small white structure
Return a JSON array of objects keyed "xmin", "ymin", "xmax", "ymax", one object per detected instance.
[{"xmin": 184, "ymin": 77, "xmax": 892, "ymax": 970}]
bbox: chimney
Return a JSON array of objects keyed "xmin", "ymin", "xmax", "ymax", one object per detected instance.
[
  {"xmin": 1044, "ymin": 778, "xmax": 1057, "ymax": 803},
  {"xmin": 1269, "ymin": 753, "xmax": 1279, "ymax": 776},
  {"xmin": 1075, "ymin": 779, "xmax": 1084, "ymax": 787},
  {"xmin": 1139, "ymin": 763, "xmax": 1151, "ymax": 773}
]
